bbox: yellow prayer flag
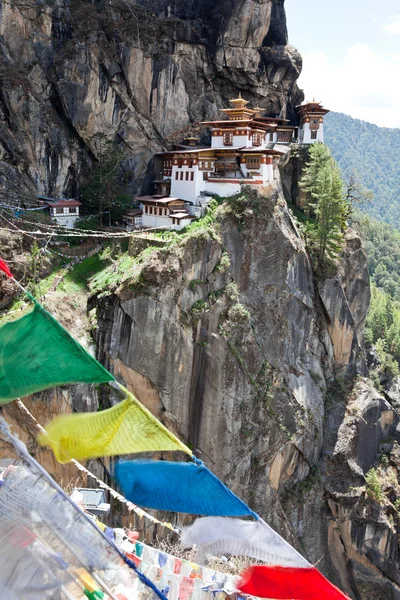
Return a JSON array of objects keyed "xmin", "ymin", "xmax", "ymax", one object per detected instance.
[
  {"xmin": 75, "ymin": 569, "xmax": 97, "ymax": 593},
  {"xmin": 38, "ymin": 385, "xmax": 191, "ymax": 463}
]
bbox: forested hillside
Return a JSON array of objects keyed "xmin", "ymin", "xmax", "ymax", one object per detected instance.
[
  {"xmin": 353, "ymin": 212, "xmax": 400, "ymax": 373},
  {"xmin": 325, "ymin": 112, "xmax": 400, "ymax": 228}
]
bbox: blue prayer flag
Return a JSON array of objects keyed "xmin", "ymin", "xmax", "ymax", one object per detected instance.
[{"xmin": 115, "ymin": 460, "xmax": 257, "ymax": 518}]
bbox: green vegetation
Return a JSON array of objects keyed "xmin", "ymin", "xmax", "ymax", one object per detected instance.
[
  {"xmin": 227, "ymin": 303, "xmax": 250, "ymax": 324},
  {"xmin": 59, "ymin": 254, "xmax": 109, "ymax": 294},
  {"xmin": 365, "ymin": 467, "xmax": 383, "ymax": 502},
  {"xmin": 325, "ymin": 112, "xmax": 400, "ymax": 228},
  {"xmin": 355, "ymin": 211, "xmax": 400, "ymax": 299},
  {"xmin": 300, "ymin": 142, "xmax": 349, "ymax": 270},
  {"xmin": 82, "ymin": 135, "xmax": 131, "ymax": 226},
  {"xmin": 190, "ymin": 299, "xmax": 208, "ymax": 321},
  {"xmin": 350, "ymin": 210, "xmax": 400, "ymax": 379}
]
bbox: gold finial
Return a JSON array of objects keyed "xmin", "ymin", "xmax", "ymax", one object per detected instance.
[{"xmin": 229, "ymin": 93, "xmax": 249, "ymax": 108}]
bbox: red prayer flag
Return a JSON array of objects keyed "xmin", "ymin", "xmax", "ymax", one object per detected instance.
[
  {"xmin": 238, "ymin": 565, "xmax": 350, "ymax": 600},
  {"xmin": 0, "ymin": 259, "xmax": 12, "ymax": 278}
]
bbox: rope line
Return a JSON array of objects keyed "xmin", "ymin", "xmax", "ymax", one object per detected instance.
[{"xmin": 0, "ymin": 417, "xmax": 169, "ymax": 600}]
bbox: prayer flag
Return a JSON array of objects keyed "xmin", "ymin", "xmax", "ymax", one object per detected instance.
[
  {"xmin": 39, "ymin": 386, "xmax": 192, "ymax": 462},
  {"xmin": 0, "ymin": 259, "xmax": 12, "ymax": 278},
  {"xmin": 182, "ymin": 517, "xmax": 308, "ymax": 568},
  {"xmin": 0, "ymin": 301, "xmax": 114, "ymax": 403},
  {"xmin": 237, "ymin": 565, "xmax": 350, "ymax": 600},
  {"xmin": 115, "ymin": 459, "xmax": 257, "ymax": 518}
]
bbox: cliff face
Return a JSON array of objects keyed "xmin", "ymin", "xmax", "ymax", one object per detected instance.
[
  {"xmin": 0, "ymin": 0, "xmax": 302, "ymax": 199},
  {"xmin": 90, "ymin": 179, "xmax": 400, "ymax": 599},
  {"xmin": 2, "ymin": 2, "xmax": 397, "ymax": 598}
]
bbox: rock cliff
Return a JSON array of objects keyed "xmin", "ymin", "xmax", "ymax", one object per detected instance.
[
  {"xmin": 0, "ymin": 0, "xmax": 303, "ymax": 200},
  {"xmin": 1, "ymin": 2, "xmax": 398, "ymax": 598},
  {"xmin": 89, "ymin": 179, "xmax": 400, "ymax": 599}
]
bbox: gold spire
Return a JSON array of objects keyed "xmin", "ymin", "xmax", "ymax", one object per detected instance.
[{"xmin": 229, "ymin": 93, "xmax": 249, "ymax": 108}]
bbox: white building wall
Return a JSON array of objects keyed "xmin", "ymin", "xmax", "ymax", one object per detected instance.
[
  {"xmin": 52, "ymin": 215, "xmax": 80, "ymax": 228},
  {"xmin": 203, "ymin": 181, "xmax": 243, "ymax": 197},
  {"xmin": 317, "ymin": 123, "xmax": 324, "ymax": 143},
  {"xmin": 260, "ymin": 163, "xmax": 273, "ymax": 183},
  {"xmin": 141, "ymin": 211, "xmax": 172, "ymax": 229},
  {"xmin": 211, "ymin": 136, "xmax": 224, "ymax": 149},
  {"xmin": 171, "ymin": 217, "xmax": 192, "ymax": 230},
  {"xmin": 170, "ymin": 165, "xmax": 203, "ymax": 203},
  {"xmin": 232, "ymin": 134, "xmax": 251, "ymax": 148},
  {"xmin": 300, "ymin": 122, "xmax": 324, "ymax": 144}
]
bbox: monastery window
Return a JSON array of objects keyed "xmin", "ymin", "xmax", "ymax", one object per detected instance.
[
  {"xmin": 203, "ymin": 172, "xmax": 208, "ymax": 181},
  {"xmin": 149, "ymin": 206, "xmax": 153, "ymax": 214},
  {"xmin": 269, "ymin": 132, "xmax": 274, "ymax": 141},
  {"xmin": 190, "ymin": 172, "xmax": 194, "ymax": 181},
  {"xmin": 55, "ymin": 208, "xmax": 63, "ymax": 214},
  {"xmin": 311, "ymin": 130, "xmax": 317, "ymax": 140},
  {"xmin": 175, "ymin": 172, "xmax": 179, "ymax": 180},
  {"xmin": 144, "ymin": 206, "xmax": 148, "ymax": 214},
  {"xmin": 223, "ymin": 132, "xmax": 233, "ymax": 146},
  {"xmin": 180, "ymin": 172, "xmax": 184, "ymax": 180},
  {"xmin": 252, "ymin": 133, "xmax": 262, "ymax": 147},
  {"xmin": 185, "ymin": 172, "xmax": 189, "ymax": 181},
  {"xmin": 277, "ymin": 131, "xmax": 292, "ymax": 143},
  {"xmin": 247, "ymin": 157, "xmax": 260, "ymax": 169}
]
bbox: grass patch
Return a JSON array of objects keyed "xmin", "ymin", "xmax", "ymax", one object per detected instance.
[
  {"xmin": 59, "ymin": 254, "xmax": 108, "ymax": 293},
  {"xmin": 89, "ymin": 254, "xmax": 137, "ymax": 294}
]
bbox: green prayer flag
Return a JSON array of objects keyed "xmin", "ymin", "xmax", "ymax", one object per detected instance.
[
  {"xmin": 84, "ymin": 589, "xmax": 104, "ymax": 600},
  {"xmin": 83, "ymin": 588, "xmax": 104, "ymax": 600},
  {"xmin": 0, "ymin": 301, "xmax": 114, "ymax": 403}
]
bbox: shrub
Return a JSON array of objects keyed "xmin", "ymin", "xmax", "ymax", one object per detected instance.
[
  {"xmin": 365, "ymin": 468, "xmax": 383, "ymax": 502},
  {"xmin": 190, "ymin": 299, "xmax": 207, "ymax": 321},
  {"xmin": 226, "ymin": 282, "xmax": 239, "ymax": 301},
  {"xmin": 228, "ymin": 303, "xmax": 250, "ymax": 324},
  {"xmin": 215, "ymin": 252, "xmax": 230, "ymax": 273}
]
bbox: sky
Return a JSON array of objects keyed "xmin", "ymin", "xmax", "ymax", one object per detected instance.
[{"xmin": 285, "ymin": 0, "xmax": 400, "ymax": 127}]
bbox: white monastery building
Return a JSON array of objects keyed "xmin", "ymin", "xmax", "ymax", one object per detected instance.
[
  {"xmin": 38, "ymin": 196, "xmax": 82, "ymax": 228},
  {"xmin": 131, "ymin": 97, "xmax": 329, "ymax": 230},
  {"xmin": 297, "ymin": 101, "xmax": 330, "ymax": 144}
]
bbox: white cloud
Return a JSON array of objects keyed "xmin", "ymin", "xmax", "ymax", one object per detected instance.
[
  {"xmin": 298, "ymin": 43, "xmax": 400, "ymax": 128},
  {"xmin": 383, "ymin": 15, "xmax": 400, "ymax": 35}
]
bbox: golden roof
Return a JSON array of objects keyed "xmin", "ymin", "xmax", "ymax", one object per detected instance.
[{"xmin": 229, "ymin": 92, "xmax": 249, "ymax": 108}]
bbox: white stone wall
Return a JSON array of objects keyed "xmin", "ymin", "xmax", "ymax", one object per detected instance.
[
  {"xmin": 141, "ymin": 211, "xmax": 172, "ymax": 229},
  {"xmin": 211, "ymin": 133, "xmax": 270, "ymax": 149},
  {"xmin": 300, "ymin": 122, "xmax": 324, "ymax": 144},
  {"xmin": 260, "ymin": 163, "xmax": 273, "ymax": 182},
  {"xmin": 171, "ymin": 217, "xmax": 192, "ymax": 230},
  {"xmin": 202, "ymin": 180, "xmax": 243, "ymax": 197},
  {"xmin": 52, "ymin": 214, "xmax": 80, "ymax": 228},
  {"xmin": 171, "ymin": 165, "xmax": 204, "ymax": 202}
]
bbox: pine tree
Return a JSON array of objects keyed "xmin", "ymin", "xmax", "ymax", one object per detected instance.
[
  {"xmin": 82, "ymin": 136, "xmax": 131, "ymax": 226},
  {"xmin": 300, "ymin": 143, "xmax": 349, "ymax": 269}
]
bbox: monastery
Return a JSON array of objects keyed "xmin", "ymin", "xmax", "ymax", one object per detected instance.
[
  {"xmin": 128, "ymin": 98, "xmax": 329, "ymax": 231},
  {"xmin": 38, "ymin": 196, "xmax": 82, "ymax": 228}
]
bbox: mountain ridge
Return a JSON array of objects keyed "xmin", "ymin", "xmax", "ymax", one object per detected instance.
[{"xmin": 324, "ymin": 111, "xmax": 400, "ymax": 228}]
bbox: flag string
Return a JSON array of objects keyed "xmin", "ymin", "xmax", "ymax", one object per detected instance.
[
  {"xmin": 16, "ymin": 399, "xmax": 179, "ymax": 534},
  {"xmin": 0, "ymin": 417, "xmax": 169, "ymax": 600}
]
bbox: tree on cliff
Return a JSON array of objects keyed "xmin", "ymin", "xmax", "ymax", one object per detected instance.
[
  {"xmin": 82, "ymin": 136, "xmax": 131, "ymax": 226},
  {"xmin": 300, "ymin": 143, "xmax": 349, "ymax": 269}
]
